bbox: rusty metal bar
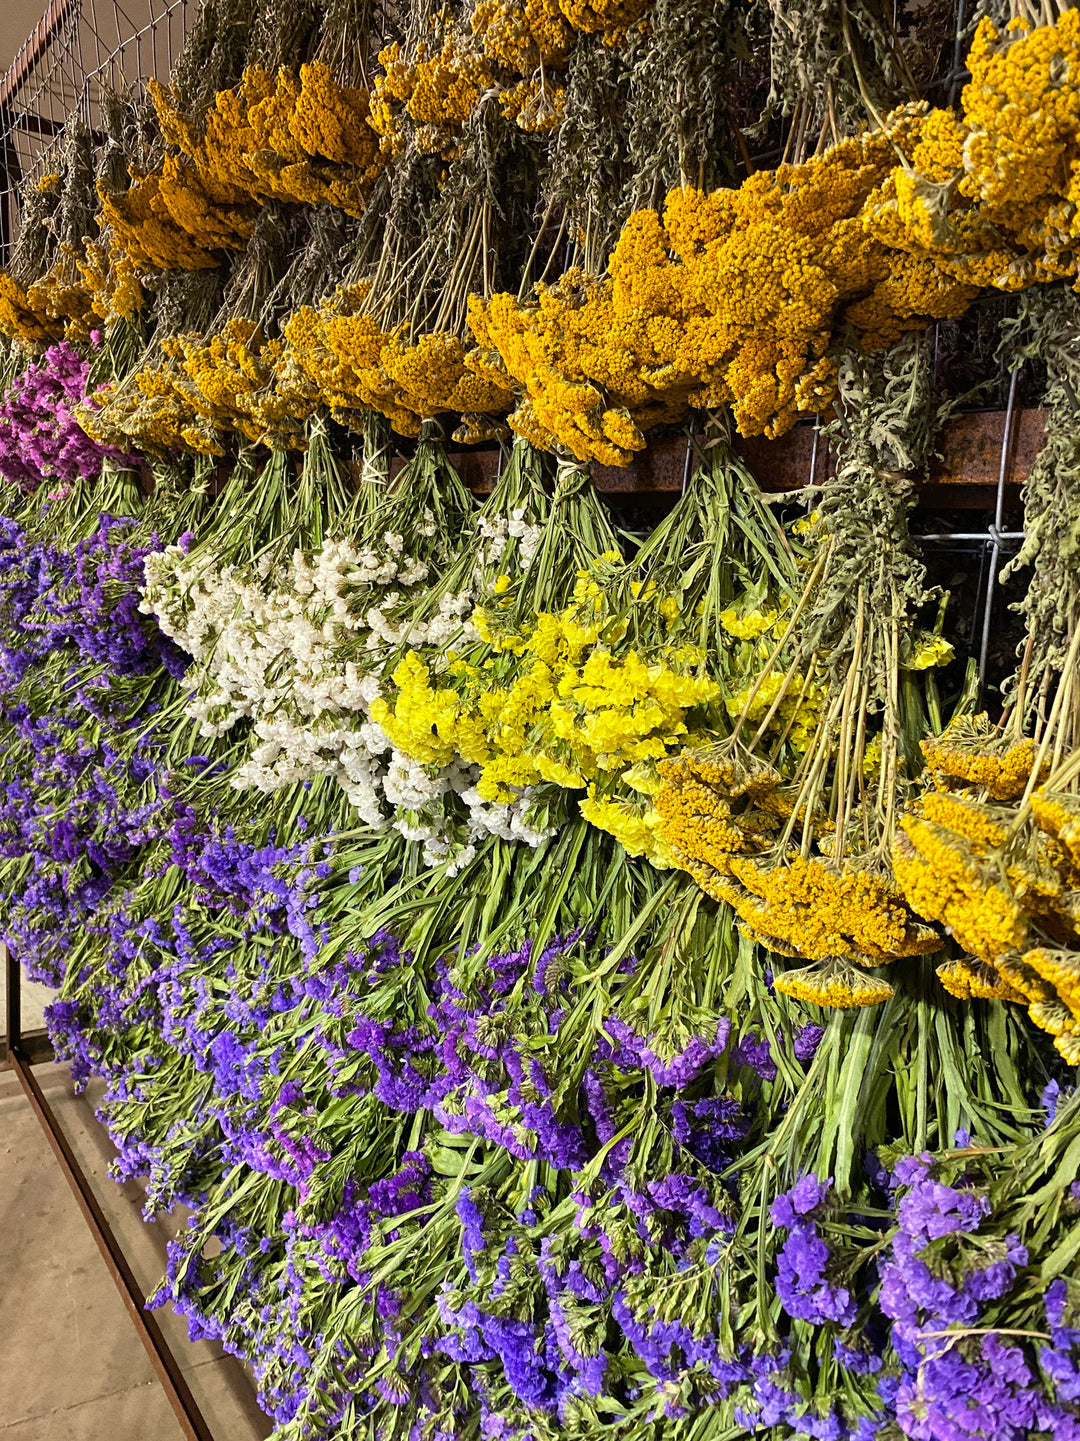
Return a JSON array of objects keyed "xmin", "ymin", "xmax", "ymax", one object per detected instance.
[
  {"xmin": 420, "ymin": 408, "xmax": 1044, "ymax": 498},
  {"xmin": 2, "ymin": 941, "xmax": 216, "ymax": 1441},
  {"xmin": 0, "ymin": 0, "xmax": 81, "ymax": 109},
  {"xmin": 5, "ymin": 941, "xmax": 21, "ymax": 1059}
]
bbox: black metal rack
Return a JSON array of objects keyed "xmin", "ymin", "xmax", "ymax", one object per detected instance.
[{"xmin": 2, "ymin": 941, "xmax": 215, "ymax": 1441}]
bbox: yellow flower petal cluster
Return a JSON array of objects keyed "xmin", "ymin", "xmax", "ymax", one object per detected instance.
[
  {"xmin": 1030, "ymin": 791, "xmax": 1080, "ymax": 880},
  {"xmin": 892, "ymin": 816, "xmax": 1026, "ymax": 963},
  {"xmin": 281, "ymin": 291, "xmax": 515, "ymax": 439},
  {"xmin": 577, "ymin": 787, "xmax": 665, "ymax": 861},
  {"xmin": 0, "ymin": 245, "xmax": 141, "ymax": 345},
  {"xmin": 722, "ymin": 667, "xmax": 823, "ymax": 752},
  {"xmin": 370, "ymin": 35, "xmax": 494, "ymax": 158},
  {"xmin": 726, "ymin": 853, "xmax": 939, "ymax": 967},
  {"xmin": 862, "ymin": 14, "xmax": 1080, "ymax": 299},
  {"xmin": 100, "ymin": 64, "xmax": 384, "ymax": 280},
  {"xmin": 80, "ymin": 319, "xmax": 315, "ymax": 455},
  {"xmin": 556, "ymin": 0, "xmax": 650, "ymax": 44},
  {"xmin": 934, "ymin": 956, "xmax": 1026, "ymax": 1004},
  {"xmin": 498, "ymin": 75, "xmax": 565, "ymax": 132},
  {"xmin": 719, "ymin": 607, "xmax": 778, "ymax": 640},
  {"xmin": 774, "ymin": 957, "xmax": 896, "ymax": 1010},
  {"xmin": 98, "ymin": 164, "xmax": 255, "ymax": 273},
  {"xmin": 467, "ymin": 114, "xmax": 954, "ymax": 459},
  {"xmin": 893, "ymin": 750, "xmax": 1080, "ymax": 1061},
  {"xmin": 653, "ymin": 742, "xmax": 935, "ymax": 1002},
  {"xmin": 73, "ymin": 240, "xmax": 145, "ymax": 326},
  {"xmin": 471, "ymin": 0, "xmax": 573, "ymax": 72},
  {"xmin": 921, "ymin": 713, "xmax": 1046, "ymax": 801},
  {"xmin": 0, "ymin": 267, "xmax": 86, "ymax": 344},
  {"xmin": 463, "ymin": 13, "xmax": 1080, "ymax": 461},
  {"xmin": 151, "ymin": 65, "xmax": 384, "ymax": 215},
  {"xmin": 373, "ymin": 580, "xmax": 720, "ymax": 815}
]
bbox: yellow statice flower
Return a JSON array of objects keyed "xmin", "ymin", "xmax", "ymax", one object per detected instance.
[
  {"xmin": 724, "ymin": 668, "xmax": 823, "ymax": 752},
  {"xmin": 371, "ymin": 653, "xmax": 463, "ymax": 768},
  {"xmin": 578, "ymin": 787, "xmax": 665, "ymax": 862},
  {"xmin": 719, "ymin": 607, "xmax": 778, "ymax": 640},
  {"xmin": 375, "ymin": 578, "xmax": 720, "ymax": 829},
  {"xmin": 906, "ymin": 633, "xmax": 955, "ymax": 669}
]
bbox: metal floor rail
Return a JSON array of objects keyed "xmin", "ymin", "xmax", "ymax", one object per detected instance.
[{"xmin": 2, "ymin": 942, "xmax": 215, "ymax": 1441}]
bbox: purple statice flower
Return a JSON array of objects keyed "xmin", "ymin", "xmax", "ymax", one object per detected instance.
[
  {"xmin": 895, "ymin": 1177, "xmax": 991, "ymax": 1245},
  {"xmin": 775, "ymin": 1225, "xmax": 857, "ymax": 1327},
  {"xmin": 669, "ymin": 1095, "xmax": 748, "ymax": 1172},
  {"xmin": 1043, "ymin": 1079, "xmax": 1076, "ymax": 1126},
  {"xmin": 732, "ymin": 1030, "xmax": 777, "ymax": 1081},
  {"xmin": 0, "ymin": 342, "xmax": 135, "ymax": 490},
  {"xmin": 771, "ymin": 1176, "xmax": 857, "ymax": 1328},
  {"xmin": 601, "ymin": 1016, "xmax": 730, "ymax": 1088},
  {"xmin": 794, "ymin": 1023, "xmax": 825, "ymax": 1063},
  {"xmin": 771, "ymin": 1174, "xmax": 832, "ymax": 1229},
  {"xmin": 457, "ymin": 1187, "xmax": 487, "ymax": 1282}
]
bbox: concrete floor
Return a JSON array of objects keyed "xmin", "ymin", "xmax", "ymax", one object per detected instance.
[{"xmin": 0, "ymin": 1062, "xmax": 273, "ymax": 1441}]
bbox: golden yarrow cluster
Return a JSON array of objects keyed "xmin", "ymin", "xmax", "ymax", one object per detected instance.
[
  {"xmin": 0, "ymin": 270, "xmax": 78, "ymax": 344},
  {"xmin": 467, "ymin": 112, "xmax": 978, "ymax": 461},
  {"xmin": 81, "ymin": 319, "xmax": 314, "ymax": 455},
  {"xmin": 100, "ymin": 64, "xmax": 384, "ymax": 280},
  {"xmin": 654, "ymin": 744, "xmax": 938, "ymax": 1007},
  {"xmin": 370, "ymin": 35, "xmax": 495, "ymax": 158},
  {"xmin": 893, "ymin": 715, "xmax": 1080, "ymax": 1062},
  {"xmin": 864, "ymin": 12, "xmax": 1080, "ymax": 297},
  {"xmin": 466, "ymin": 14, "xmax": 1080, "ymax": 463},
  {"xmin": 471, "ymin": 0, "xmax": 573, "ymax": 72},
  {"xmin": 282, "ymin": 290, "xmax": 514, "ymax": 439}
]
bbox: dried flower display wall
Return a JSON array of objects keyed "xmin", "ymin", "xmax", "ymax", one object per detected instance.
[{"xmin": 1, "ymin": 3, "xmax": 1080, "ymax": 1440}]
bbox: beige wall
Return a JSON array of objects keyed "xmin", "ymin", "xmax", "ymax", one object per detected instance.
[
  {"xmin": 1, "ymin": 0, "xmax": 176, "ymax": 86},
  {"xmin": 0, "ymin": 0, "xmax": 56, "ymax": 75}
]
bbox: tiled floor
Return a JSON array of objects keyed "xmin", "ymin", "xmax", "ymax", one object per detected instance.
[{"xmin": 0, "ymin": 1062, "xmax": 272, "ymax": 1440}]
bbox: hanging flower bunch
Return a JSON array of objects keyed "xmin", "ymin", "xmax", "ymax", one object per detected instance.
[
  {"xmin": 647, "ymin": 342, "xmax": 956, "ymax": 1009},
  {"xmin": 98, "ymin": 62, "xmax": 387, "ymax": 281},
  {"xmin": 81, "ymin": 318, "xmax": 316, "ymax": 456},
  {"xmin": 461, "ymin": 10, "xmax": 1080, "ymax": 463},
  {"xmin": 0, "ymin": 341, "xmax": 135, "ymax": 491},
  {"xmin": 889, "ymin": 286, "xmax": 1080, "ymax": 1063},
  {"xmin": 281, "ymin": 287, "xmax": 515, "ymax": 441}
]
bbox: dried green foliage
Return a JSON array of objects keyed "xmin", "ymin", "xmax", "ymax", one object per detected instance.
[
  {"xmin": 1000, "ymin": 288, "xmax": 1080, "ymax": 715},
  {"xmin": 807, "ymin": 337, "xmax": 951, "ymax": 683},
  {"xmin": 169, "ymin": 0, "xmax": 261, "ymax": 121},
  {"xmin": 545, "ymin": 0, "xmax": 764, "ymax": 260}
]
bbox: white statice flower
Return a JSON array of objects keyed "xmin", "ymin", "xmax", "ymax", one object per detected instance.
[
  {"xmin": 139, "ymin": 499, "xmax": 558, "ymax": 868},
  {"xmin": 507, "ymin": 507, "xmax": 543, "ymax": 566}
]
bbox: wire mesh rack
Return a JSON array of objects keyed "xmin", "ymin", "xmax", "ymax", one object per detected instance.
[{"xmin": 0, "ymin": 0, "xmax": 195, "ymax": 254}]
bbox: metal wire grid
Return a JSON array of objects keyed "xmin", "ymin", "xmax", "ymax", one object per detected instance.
[{"xmin": 0, "ymin": 0, "xmax": 196, "ymax": 246}]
